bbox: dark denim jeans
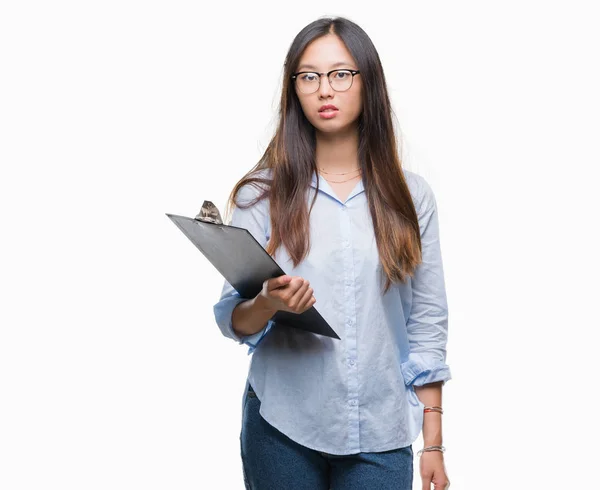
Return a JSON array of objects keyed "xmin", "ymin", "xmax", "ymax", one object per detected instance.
[{"xmin": 240, "ymin": 383, "xmax": 413, "ymax": 490}]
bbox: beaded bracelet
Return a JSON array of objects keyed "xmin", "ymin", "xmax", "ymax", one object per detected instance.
[
  {"xmin": 423, "ymin": 405, "xmax": 443, "ymax": 414},
  {"xmin": 417, "ymin": 445, "xmax": 445, "ymax": 456}
]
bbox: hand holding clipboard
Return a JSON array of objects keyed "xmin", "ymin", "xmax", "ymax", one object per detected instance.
[
  {"xmin": 166, "ymin": 201, "xmax": 340, "ymax": 340},
  {"xmin": 258, "ymin": 274, "xmax": 317, "ymax": 316}
]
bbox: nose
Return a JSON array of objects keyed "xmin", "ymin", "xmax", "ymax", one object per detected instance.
[{"xmin": 317, "ymin": 74, "xmax": 334, "ymax": 98}]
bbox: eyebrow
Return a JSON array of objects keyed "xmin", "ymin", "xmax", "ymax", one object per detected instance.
[{"xmin": 296, "ymin": 61, "xmax": 355, "ymax": 71}]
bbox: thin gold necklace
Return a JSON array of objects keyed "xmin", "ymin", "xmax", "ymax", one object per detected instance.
[
  {"xmin": 317, "ymin": 166, "xmax": 361, "ymax": 175},
  {"xmin": 318, "ymin": 168, "xmax": 362, "ymax": 184},
  {"xmin": 322, "ymin": 174, "xmax": 361, "ymax": 184}
]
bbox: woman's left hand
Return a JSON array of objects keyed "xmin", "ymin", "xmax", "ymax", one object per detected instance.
[{"xmin": 419, "ymin": 451, "xmax": 450, "ymax": 489}]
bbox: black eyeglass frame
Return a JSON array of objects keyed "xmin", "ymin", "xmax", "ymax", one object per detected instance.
[{"xmin": 291, "ymin": 69, "xmax": 361, "ymax": 93}]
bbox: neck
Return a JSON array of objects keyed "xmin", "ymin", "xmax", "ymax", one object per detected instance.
[{"xmin": 315, "ymin": 123, "xmax": 360, "ymax": 174}]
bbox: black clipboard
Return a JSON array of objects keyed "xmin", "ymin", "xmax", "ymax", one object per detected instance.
[{"xmin": 166, "ymin": 212, "xmax": 340, "ymax": 340}]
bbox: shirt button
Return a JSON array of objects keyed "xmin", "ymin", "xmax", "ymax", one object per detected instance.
[
  {"xmin": 349, "ymin": 359, "xmax": 355, "ymax": 366},
  {"xmin": 349, "ymin": 399, "xmax": 357, "ymax": 406}
]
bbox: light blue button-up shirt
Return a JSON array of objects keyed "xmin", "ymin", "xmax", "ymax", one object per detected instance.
[{"xmin": 213, "ymin": 167, "xmax": 451, "ymax": 455}]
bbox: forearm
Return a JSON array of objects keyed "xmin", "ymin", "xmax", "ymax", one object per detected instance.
[
  {"xmin": 231, "ymin": 293, "xmax": 277, "ymax": 337},
  {"xmin": 413, "ymin": 381, "xmax": 444, "ymax": 446}
]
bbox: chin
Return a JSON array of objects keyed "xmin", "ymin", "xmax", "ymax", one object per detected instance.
[
  {"xmin": 316, "ymin": 124, "xmax": 341, "ymax": 133},
  {"xmin": 313, "ymin": 119, "xmax": 355, "ymax": 134}
]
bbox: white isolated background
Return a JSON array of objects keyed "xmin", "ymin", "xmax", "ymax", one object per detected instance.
[{"xmin": 1, "ymin": 1, "xmax": 598, "ymax": 489}]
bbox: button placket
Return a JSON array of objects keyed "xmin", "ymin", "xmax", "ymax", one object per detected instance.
[{"xmin": 340, "ymin": 203, "xmax": 360, "ymax": 451}]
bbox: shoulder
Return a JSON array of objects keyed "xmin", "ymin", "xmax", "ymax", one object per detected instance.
[
  {"xmin": 235, "ymin": 168, "xmax": 273, "ymax": 205},
  {"xmin": 401, "ymin": 168, "xmax": 436, "ymax": 214}
]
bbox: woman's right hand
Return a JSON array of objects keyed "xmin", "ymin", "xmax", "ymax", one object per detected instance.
[{"xmin": 259, "ymin": 275, "xmax": 316, "ymax": 314}]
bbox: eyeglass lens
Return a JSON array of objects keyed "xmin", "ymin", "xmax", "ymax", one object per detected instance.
[{"xmin": 295, "ymin": 70, "xmax": 355, "ymax": 94}]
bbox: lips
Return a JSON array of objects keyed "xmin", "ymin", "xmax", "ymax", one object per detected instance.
[{"xmin": 319, "ymin": 104, "xmax": 339, "ymax": 112}]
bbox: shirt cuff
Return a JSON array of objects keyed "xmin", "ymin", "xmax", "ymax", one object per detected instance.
[
  {"xmin": 241, "ymin": 319, "xmax": 276, "ymax": 355},
  {"xmin": 401, "ymin": 354, "xmax": 452, "ymax": 387},
  {"xmin": 216, "ymin": 294, "xmax": 275, "ymax": 354},
  {"xmin": 219, "ymin": 292, "xmax": 275, "ymax": 355}
]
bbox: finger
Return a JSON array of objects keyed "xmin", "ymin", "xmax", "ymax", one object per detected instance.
[
  {"xmin": 271, "ymin": 279, "xmax": 299, "ymax": 306},
  {"xmin": 268, "ymin": 275, "xmax": 292, "ymax": 291},
  {"xmin": 433, "ymin": 478, "xmax": 449, "ymax": 490},
  {"xmin": 288, "ymin": 277, "xmax": 308, "ymax": 295},
  {"xmin": 298, "ymin": 286, "xmax": 315, "ymax": 310},
  {"xmin": 291, "ymin": 279, "xmax": 310, "ymax": 300},
  {"xmin": 289, "ymin": 280, "xmax": 310, "ymax": 309}
]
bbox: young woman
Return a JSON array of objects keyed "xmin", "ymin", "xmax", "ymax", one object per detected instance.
[{"xmin": 213, "ymin": 16, "xmax": 451, "ymax": 490}]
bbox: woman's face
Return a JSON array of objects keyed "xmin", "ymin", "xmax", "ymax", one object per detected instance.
[{"xmin": 294, "ymin": 34, "xmax": 363, "ymax": 134}]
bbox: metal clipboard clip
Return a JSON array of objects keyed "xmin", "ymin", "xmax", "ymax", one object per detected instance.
[{"xmin": 194, "ymin": 200, "xmax": 223, "ymax": 225}]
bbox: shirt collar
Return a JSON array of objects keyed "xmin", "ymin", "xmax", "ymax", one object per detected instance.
[{"xmin": 309, "ymin": 169, "xmax": 365, "ymax": 204}]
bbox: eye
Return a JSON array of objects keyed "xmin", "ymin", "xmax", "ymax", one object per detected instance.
[
  {"xmin": 334, "ymin": 70, "xmax": 350, "ymax": 79},
  {"xmin": 301, "ymin": 73, "xmax": 318, "ymax": 82}
]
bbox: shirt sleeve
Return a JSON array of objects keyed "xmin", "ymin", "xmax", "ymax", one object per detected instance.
[
  {"xmin": 401, "ymin": 178, "xmax": 452, "ymax": 387},
  {"xmin": 212, "ymin": 180, "xmax": 275, "ymax": 356}
]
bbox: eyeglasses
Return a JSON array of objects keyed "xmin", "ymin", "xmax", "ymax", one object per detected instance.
[{"xmin": 291, "ymin": 69, "xmax": 361, "ymax": 94}]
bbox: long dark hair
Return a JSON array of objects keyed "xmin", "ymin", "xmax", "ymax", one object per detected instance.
[{"xmin": 224, "ymin": 16, "xmax": 422, "ymax": 294}]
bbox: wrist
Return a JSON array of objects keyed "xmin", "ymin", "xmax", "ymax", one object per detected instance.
[
  {"xmin": 417, "ymin": 445, "xmax": 446, "ymax": 457},
  {"xmin": 253, "ymin": 293, "xmax": 277, "ymax": 315}
]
